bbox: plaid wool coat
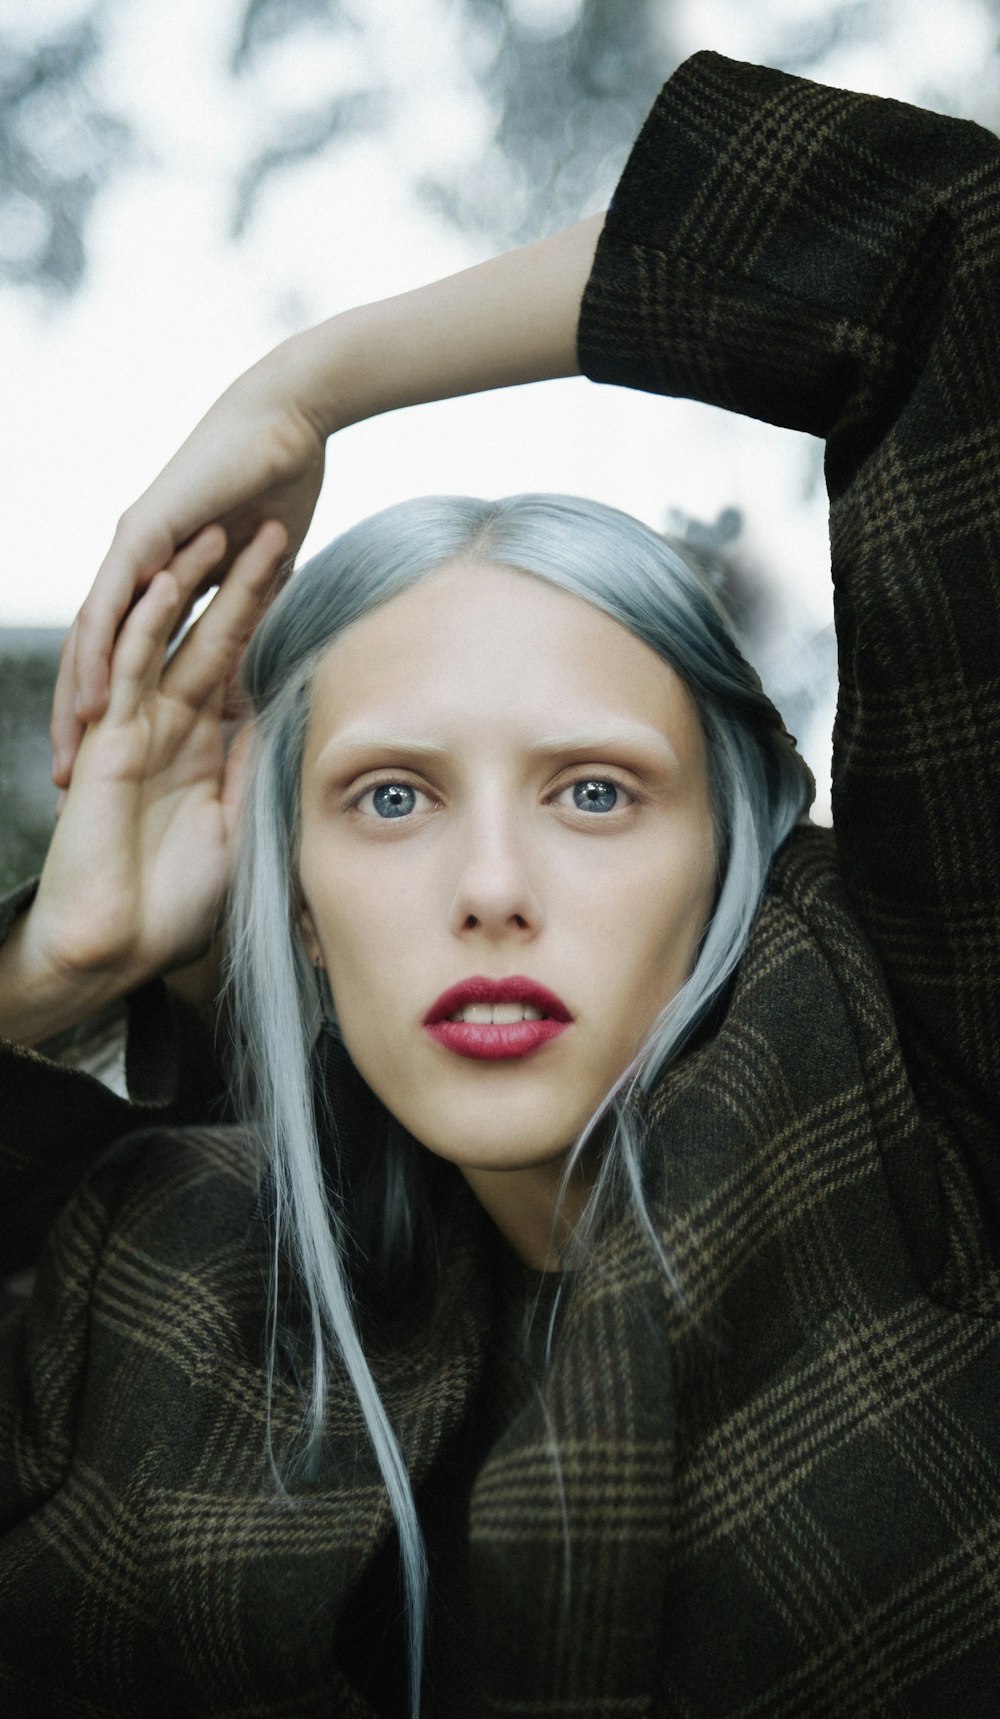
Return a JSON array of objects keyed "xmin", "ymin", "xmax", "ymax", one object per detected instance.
[{"xmin": 2, "ymin": 50, "xmax": 1000, "ymax": 1718}]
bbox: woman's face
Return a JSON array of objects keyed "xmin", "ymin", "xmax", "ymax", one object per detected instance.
[{"xmin": 298, "ymin": 558, "xmax": 715, "ymax": 1192}]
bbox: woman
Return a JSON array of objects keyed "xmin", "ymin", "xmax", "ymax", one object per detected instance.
[{"xmin": 3, "ymin": 49, "xmax": 1000, "ymax": 1717}]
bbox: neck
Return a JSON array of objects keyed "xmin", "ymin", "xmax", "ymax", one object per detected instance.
[{"xmin": 460, "ymin": 1153, "xmax": 592, "ymax": 1271}]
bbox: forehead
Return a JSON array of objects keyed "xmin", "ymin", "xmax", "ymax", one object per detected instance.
[{"xmin": 304, "ymin": 558, "xmax": 705, "ymax": 758}]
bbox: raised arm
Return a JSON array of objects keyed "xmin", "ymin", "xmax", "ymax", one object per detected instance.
[
  {"xmin": 0, "ymin": 523, "xmax": 284, "ymax": 1261},
  {"xmin": 52, "ymin": 52, "xmax": 1000, "ymax": 1138},
  {"xmin": 4, "ymin": 522, "xmax": 292, "ymax": 1048},
  {"xmin": 578, "ymin": 52, "xmax": 1000, "ymax": 1129},
  {"xmin": 52, "ymin": 217, "xmax": 602, "ymax": 783}
]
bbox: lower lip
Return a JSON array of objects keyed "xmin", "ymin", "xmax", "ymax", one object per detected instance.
[{"xmin": 425, "ymin": 1019, "xmax": 570, "ymax": 1061}]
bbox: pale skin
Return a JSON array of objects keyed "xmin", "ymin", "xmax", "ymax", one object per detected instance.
[
  {"xmin": 50, "ymin": 214, "xmax": 604, "ymax": 784},
  {"xmin": 0, "ymin": 522, "xmax": 289, "ymax": 1045},
  {"xmin": 4, "ymin": 214, "xmax": 603, "ymax": 1047},
  {"xmin": 297, "ymin": 559, "xmax": 716, "ymax": 1267},
  {"xmin": 0, "ymin": 205, "xmax": 712, "ymax": 1266},
  {"xmin": 0, "ymin": 539, "xmax": 717, "ymax": 1269}
]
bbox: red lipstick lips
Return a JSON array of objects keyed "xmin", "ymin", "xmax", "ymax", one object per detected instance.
[{"xmin": 424, "ymin": 976, "xmax": 572, "ymax": 1061}]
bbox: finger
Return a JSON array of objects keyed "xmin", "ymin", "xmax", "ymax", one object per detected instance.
[
  {"xmin": 73, "ymin": 518, "xmax": 177, "ymax": 724},
  {"xmin": 163, "ymin": 530, "xmax": 245, "ymax": 658},
  {"xmin": 220, "ymin": 550, "xmax": 294, "ymax": 719},
  {"xmin": 162, "ymin": 522, "xmax": 229, "ymax": 606},
  {"xmin": 103, "ymin": 570, "xmax": 187, "ymax": 727},
  {"xmin": 168, "ymin": 521, "xmax": 288, "ymax": 714},
  {"xmin": 74, "ymin": 518, "xmax": 228, "ymax": 721},
  {"xmin": 155, "ymin": 524, "xmax": 234, "ymax": 659},
  {"xmin": 161, "ymin": 521, "xmax": 289, "ymax": 713},
  {"xmin": 51, "ymin": 620, "xmax": 85, "ymax": 786},
  {"xmin": 97, "ymin": 525, "xmax": 229, "ymax": 727}
]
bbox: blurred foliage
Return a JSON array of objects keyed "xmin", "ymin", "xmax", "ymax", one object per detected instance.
[
  {"xmin": 0, "ymin": 0, "xmax": 672, "ymax": 294},
  {"xmin": 0, "ymin": 12, "xmax": 132, "ymax": 295},
  {"xmin": 232, "ymin": 86, "xmax": 387, "ymax": 237},
  {"xmin": 0, "ymin": 651, "xmax": 58, "ymax": 893},
  {"xmin": 229, "ymin": 0, "xmax": 387, "ymax": 235},
  {"xmin": 232, "ymin": 0, "xmax": 358, "ymax": 72},
  {"xmin": 5, "ymin": 0, "xmax": 999, "ymax": 296},
  {"xmin": 762, "ymin": 0, "xmax": 875, "ymax": 73},
  {"xmin": 1, "ymin": 0, "xmax": 994, "ymax": 817},
  {"xmin": 419, "ymin": 0, "xmax": 672, "ymax": 242},
  {"xmin": 229, "ymin": 0, "xmax": 671, "ymax": 244}
]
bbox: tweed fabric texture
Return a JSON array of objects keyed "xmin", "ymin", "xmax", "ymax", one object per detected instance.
[{"xmin": 2, "ymin": 49, "xmax": 1000, "ymax": 1717}]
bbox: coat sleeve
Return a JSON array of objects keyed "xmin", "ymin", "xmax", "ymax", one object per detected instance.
[
  {"xmin": 0, "ymin": 883, "xmax": 228, "ymax": 1274},
  {"xmin": 578, "ymin": 51, "xmax": 1000, "ymax": 1137}
]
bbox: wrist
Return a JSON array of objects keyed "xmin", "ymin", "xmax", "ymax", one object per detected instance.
[{"xmin": 0, "ymin": 906, "xmax": 142, "ymax": 1050}]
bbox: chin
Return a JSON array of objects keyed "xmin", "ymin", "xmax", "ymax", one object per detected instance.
[{"xmin": 409, "ymin": 1114, "xmax": 579, "ymax": 1174}]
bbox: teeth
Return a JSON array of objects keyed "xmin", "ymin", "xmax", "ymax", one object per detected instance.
[{"xmin": 447, "ymin": 1001, "xmax": 546, "ymax": 1024}]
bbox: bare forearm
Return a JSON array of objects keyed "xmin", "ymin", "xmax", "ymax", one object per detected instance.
[
  {"xmin": 55, "ymin": 215, "xmax": 604, "ymax": 779},
  {"xmin": 289, "ymin": 214, "xmax": 603, "ymax": 437}
]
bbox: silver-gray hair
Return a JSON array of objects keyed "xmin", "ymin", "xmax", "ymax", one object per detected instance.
[{"xmin": 226, "ymin": 494, "xmax": 814, "ymax": 1713}]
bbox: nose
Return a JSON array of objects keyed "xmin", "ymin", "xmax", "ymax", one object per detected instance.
[{"xmin": 448, "ymin": 800, "xmax": 542, "ymax": 941}]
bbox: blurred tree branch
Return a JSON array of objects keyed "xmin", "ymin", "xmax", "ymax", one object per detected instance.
[
  {"xmin": 3, "ymin": 0, "xmax": 999, "ymax": 300},
  {"xmin": 232, "ymin": 87, "xmax": 387, "ymax": 237},
  {"xmin": 419, "ymin": 0, "xmax": 674, "ymax": 242},
  {"xmin": 232, "ymin": 0, "xmax": 358, "ymax": 74},
  {"xmin": 0, "ymin": 0, "xmax": 674, "ymax": 295},
  {"xmin": 0, "ymin": 13, "xmax": 132, "ymax": 295}
]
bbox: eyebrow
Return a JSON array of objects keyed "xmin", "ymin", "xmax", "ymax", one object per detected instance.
[
  {"xmin": 312, "ymin": 724, "xmax": 681, "ymax": 773},
  {"xmin": 311, "ymin": 733, "xmax": 449, "ymax": 775},
  {"xmin": 530, "ymin": 728, "xmax": 680, "ymax": 765}
]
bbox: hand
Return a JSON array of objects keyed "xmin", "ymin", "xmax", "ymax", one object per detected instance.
[
  {"xmin": 2, "ymin": 519, "xmax": 288, "ymax": 1046},
  {"xmin": 52, "ymin": 344, "xmax": 326, "ymax": 785},
  {"xmin": 51, "ymin": 212, "xmax": 601, "ymax": 788}
]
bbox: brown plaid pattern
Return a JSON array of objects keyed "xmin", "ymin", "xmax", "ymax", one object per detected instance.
[{"xmin": 2, "ymin": 50, "xmax": 1000, "ymax": 1716}]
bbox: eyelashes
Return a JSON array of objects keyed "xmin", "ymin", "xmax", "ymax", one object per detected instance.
[
  {"xmin": 553, "ymin": 777, "xmax": 636, "ymax": 815},
  {"xmin": 349, "ymin": 772, "xmax": 640, "ymax": 822},
  {"xmin": 353, "ymin": 781, "xmax": 437, "ymax": 819}
]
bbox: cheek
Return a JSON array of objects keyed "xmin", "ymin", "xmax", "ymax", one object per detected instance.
[
  {"xmin": 300, "ymin": 851, "xmax": 371, "ymax": 1004},
  {"xmin": 611, "ymin": 850, "xmax": 715, "ymax": 1041},
  {"xmin": 317, "ymin": 904, "xmax": 392, "ymax": 1022},
  {"xmin": 303, "ymin": 854, "xmax": 431, "ymax": 1072}
]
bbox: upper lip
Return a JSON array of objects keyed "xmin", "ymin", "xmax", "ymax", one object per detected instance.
[{"xmin": 423, "ymin": 975, "xmax": 573, "ymax": 1025}]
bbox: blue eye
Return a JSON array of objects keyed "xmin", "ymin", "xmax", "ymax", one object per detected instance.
[
  {"xmin": 370, "ymin": 783, "xmax": 417, "ymax": 818},
  {"xmin": 572, "ymin": 779, "xmax": 620, "ymax": 813}
]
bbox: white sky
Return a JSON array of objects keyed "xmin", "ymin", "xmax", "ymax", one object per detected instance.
[{"xmin": 1, "ymin": 0, "xmax": 997, "ymax": 816}]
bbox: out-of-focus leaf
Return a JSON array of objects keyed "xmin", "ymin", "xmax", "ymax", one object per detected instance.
[
  {"xmin": 231, "ymin": 0, "xmax": 357, "ymax": 74},
  {"xmin": 420, "ymin": 0, "xmax": 675, "ymax": 244},
  {"xmin": 765, "ymin": 0, "xmax": 876, "ymax": 74},
  {"xmin": 231, "ymin": 87, "xmax": 387, "ymax": 236},
  {"xmin": 0, "ymin": 15, "xmax": 132, "ymax": 295}
]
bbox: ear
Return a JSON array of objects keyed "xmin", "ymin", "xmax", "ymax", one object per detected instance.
[{"xmin": 298, "ymin": 899, "xmax": 324, "ymax": 968}]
